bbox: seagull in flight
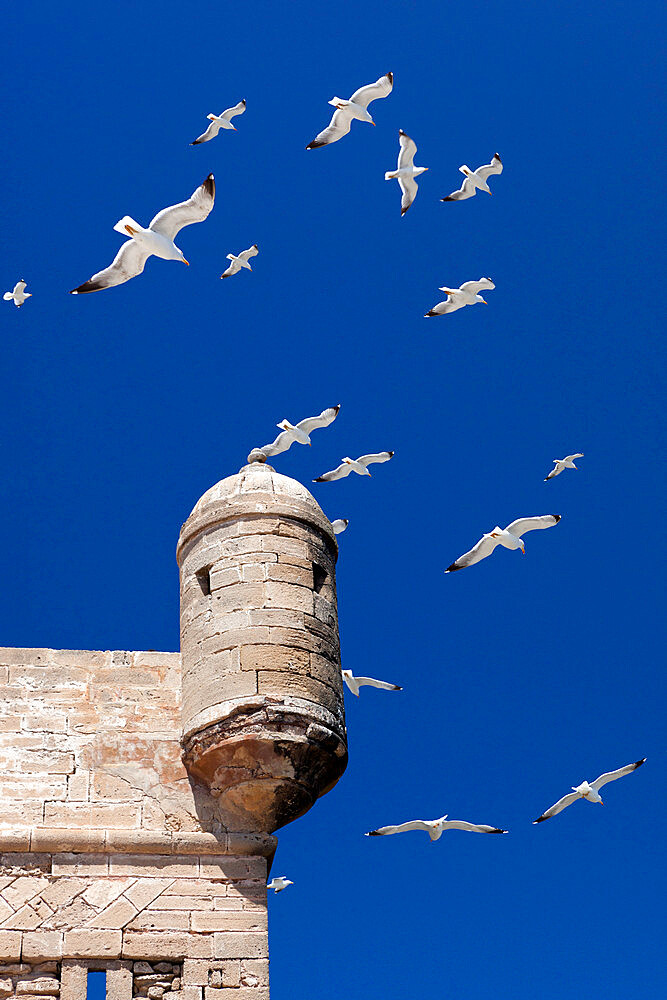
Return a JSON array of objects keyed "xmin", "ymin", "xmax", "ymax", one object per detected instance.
[
  {"xmin": 313, "ymin": 452, "xmax": 394, "ymax": 482},
  {"xmin": 545, "ymin": 454, "xmax": 584, "ymax": 481},
  {"xmin": 425, "ymin": 278, "xmax": 495, "ymax": 317},
  {"xmin": 267, "ymin": 876, "xmax": 293, "ymax": 893},
  {"xmin": 247, "ymin": 405, "xmax": 340, "ymax": 463},
  {"xmin": 70, "ymin": 174, "xmax": 215, "ymax": 294},
  {"xmin": 306, "ymin": 72, "xmax": 393, "ymax": 149},
  {"xmin": 342, "ymin": 669, "xmax": 401, "ymax": 697},
  {"xmin": 3, "ymin": 280, "xmax": 31, "ymax": 307},
  {"xmin": 442, "ymin": 153, "xmax": 503, "ymax": 201},
  {"xmin": 445, "ymin": 515, "xmax": 561, "ymax": 573},
  {"xmin": 385, "ymin": 130, "xmax": 429, "ymax": 215},
  {"xmin": 534, "ymin": 759, "xmax": 646, "ymax": 823},
  {"xmin": 331, "ymin": 519, "xmax": 349, "ymax": 535},
  {"xmin": 221, "ymin": 244, "xmax": 259, "ymax": 278},
  {"xmin": 191, "ymin": 100, "xmax": 246, "ymax": 144},
  {"xmin": 366, "ymin": 814, "xmax": 507, "ymax": 841}
]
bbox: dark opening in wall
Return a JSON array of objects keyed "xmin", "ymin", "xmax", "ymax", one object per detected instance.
[
  {"xmin": 196, "ymin": 566, "xmax": 212, "ymax": 597},
  {"xmin": 313, "ymin": 562, "xmax": 327, "ymax": 593},
  {"xmin": 87, "ymin": 970, "xmax": 106, "ymax": 998}
]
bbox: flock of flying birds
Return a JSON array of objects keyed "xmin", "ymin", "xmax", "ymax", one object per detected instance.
[{"xmin": 3, "ymin": 69, "xmax": 645, "ymax": 895}]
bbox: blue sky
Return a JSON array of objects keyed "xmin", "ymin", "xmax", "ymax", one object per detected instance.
[{"xmin": 2, "ymin": 1, "xmax": 665, "ymax": 997}]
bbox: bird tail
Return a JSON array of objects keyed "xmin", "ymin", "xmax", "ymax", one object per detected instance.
[
  {"xmin": 328, "ymin": 97, "xmax": 348, "ymax": 107},
  {"xmin": 385, "ymin": 171, "xmax": 398, "ymax": 180},
  {"xmin": 113, "ymin": 216, "xmax": 142, "ymax": 236},
  {"xmin": 3, "ymin": 293, "xmax": 13, "ymax": 300}
]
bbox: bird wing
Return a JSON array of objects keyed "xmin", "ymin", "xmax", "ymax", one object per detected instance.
[
  {"xmin": 397, "ymin": 130, "xmax": 417, "ymax": 170},
  {"xmin": 331, "ymin": 519, "xmax": 349, "ymax": 534},
  {"xmin": 356, "ymin": 452, "xmax": 394, "ymax": 467},
  {"xmin": 221, "ymin": 99, "xmax": 246, "ymax": 121},
  {"xmin": 355, "ymin": 676, "xmax": 401, "ymax": 691},
  {"xmin": 350, "ymin": 71, "xmax": 394, "ymax": 108},
  {"xmin": 590, "ymin": 759, "xmax": 646, "ymax": 792},
  {"xmin": 399, "ymin": 176, "xmax": 418, "ymax": 216},
  {"xmin": 442, "ymin": 176, "xmax": 476, "ymax": 201},
  {"xmin": 505, "ymin": 514, "xmax": 561, "ymax": 535},
  {"xmin": 460, "ymin": 278, "xmax": 495, "ymax": 295},
  {"xmin": 534, "ymin": 791, "xmax": 580, "ymax": 823},
  {"xmin": 445, "ymin": 533, "xmax": 501, "ymax": 572},
  {"xmin": 425, "ymin": 297, "xmax": 458, "ymax": 317},
  {"xmin": 313, "ymin": 463, "xmax": 352, "ymax": 482},
  {"xmin": 70, "ymin": 238, "xmax": 151, "ymax": 294},
  {"xmin": 564, "ymin": 453, "xmax": 584, "ymax": 461},
  {"xmin": 149, "ymin": 173, "xmax": 216, "ymax": 240},
  {"xmin": 367, "ymin": 819, "xmax": 431, "ymax": 836},
  {"xmin": 545, "ymin": 465, "xmax": 562, "ymax": 480},
  {"xmin": 443, "ymin": 820, "xmax": 507, "ymax": 833},
  {"xmin": 258, "ymin": 429, "xmax": 295, "ymax": 458},
  {"xmin": 306, "ymin": 107, "xmax": 354, "ymax": 148},
  {"xmin": 191, "ymin": 121, "xmax": 220, "ymax": 144},
  {"xmin": 15, "ymin": 281, "xmax": 27, "ymax": 294},
  {"xmin": 475, "ymin": 153, "xmax": 503, "ymax": 181},
  {"xmin": 221, "ymin": 259, "xmax": 240, "ymax": 278},
  {"xmin": 297, "ymin": 404, "xmax": 341, "ymax": 435}
]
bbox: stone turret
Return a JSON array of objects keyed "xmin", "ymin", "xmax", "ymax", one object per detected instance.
[{"xmin": 177, "ymin": 462, "xmax": 347, "ymax": 834}]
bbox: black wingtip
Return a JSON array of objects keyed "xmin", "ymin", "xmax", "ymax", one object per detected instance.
[
  {"xmin": 553, "ymin": 514, "xmax": 562, "ymax": 522},
  {"xmin": 494, "ymin": 152, "xmax": 502, "ymax": 161},
  {"xmin": 533, "ymin": 816, "xmax": 547, "ymax": 824},
  {"xmin": 365, "ymin": 831, "xmax": 381, "ymax": 837},
  {"xmin": 634, "ymin": 758, "xmax": 647, "ymax": 768},
  {"xmin": 491, "ymin": 828, "xmax": 508, "ymax": 834},
  {"xmin": 313, "ymin": 477, "xmax": 325, "ymax": 483},
  {"xmin": 306, "ymin": 140, "xmax": 325, "ymax": 150},
  {"xmin": 445, "ymin": 562, "xmax": 461, "ymax": 573},
  {"xmin": 441, "ymin": 196, "xmax": 454, "ymax": 201},
  {"xmin": 386, "ymin": 71, "xmax": 394, "ymax": 83},
  {"xmin": 424, "ymin": 311, "xmax": 436, "ymax": 317}
]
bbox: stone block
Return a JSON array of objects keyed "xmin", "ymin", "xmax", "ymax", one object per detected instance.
[
  {"xmin": 43, "ymin": 802, "xmax": 141, "ymax": 829},
  {"xmin": 257, "ymin": 670, "xmax": 339, "ymax": 711},
  {"xmin": 265, "ymin": 562, "xmax": 313, "ymax": 587},
  {"xmin": 261, "ymin": 536, "xmax": 309, "ymax": 559},
  {"xmin": 15, "ymin": 976, "xmax": 60, "ymax": 995},
  {"xmin": 212, "ymin": 933, "xmax": 268, "ymax": 960},
  {"xmin": 21, "ymin": 931, "xmax": 64, "ymax": 961},
  {"xmin": 191, "ymin": 912, "xmax": 266, "ymax": 932},
  {"xmin": 122, "ymin": 931, "xmax": 213, "ymax": 959},
  {"xmin": 122, "ymin": 879, "xmax": 174, "ymax": 910},
  {"xmin": 126, "ymin": 910, "xmax": 190, "ymax": 931},
  {"xmin": 0, "ymin": 931, "xmax": 21, "ymax": 960},
  {"xmin": 204, "ymin": 988, "xmax": 269, "ymax": 999},
  {"xmin": 182, "ymin": 959, "xmax": 209, "ymax": 985},
  {"xmin": 109, "ymin": 856, "xmax": 198, "ymax": 879},
  {"xmin": 2, "ymin": 877, "xmax": 49, "ymax": 911},
  {"xmin": 163, "ymin": 880, "xmax": 227, "ymax": 898},
  {"xmin": 64, "ymin": 928, "xmax": 122, "ymax": 958},
  {"xmin": 2, "ymin": 904, "xmax": 42, "ymax": 930},
  {"xmin": 39, "ymin": 878, "xmax": 87, "ymax": 910},
  {"xmin": 106, "ymin": 964, "xmax": 133, "ymax": 1000},
  {"xmin": 240, "ymin": 959, "xmax": 269, "ymax": 984},
  {"xmin": 60, "ymin": 960, "xmax": 87, "ymax": 1000},
  {"xmin": 199, "ymin": 858, "xmax": 265, "ymax": 880},
  {"xmin": 88, "ymin": 897, "xmax": 137, "ymax": 929},
  {"xmin": 264, "ymin": 582, "xmax": 314, "ymax": 614},
  {"xmin": 208, "ymin": 566, "xmax": 241, "ymax": 590}
]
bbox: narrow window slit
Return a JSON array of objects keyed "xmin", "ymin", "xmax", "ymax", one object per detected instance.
[
  {"xmin": 313, "ymin": 562, "xmax": 327, "ymax": 593},
  {"xmin": 87, "ymin": 970, "xmax": 106, "ymax": 998},
  {"xmin": 196, "ymin": 565, "xmax": 212, "ymax": 597}
]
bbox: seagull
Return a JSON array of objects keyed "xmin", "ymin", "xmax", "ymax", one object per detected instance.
[
  {"xmin": 313, "ymin": 452, "xmax": 394, "ymax": 482},
  {"xmin": 331, "ymin": 519, "xmax": 349, "ymax": 535},
  {"xmin": 441, "ymin": 153, "xmax": 503, "ymax": 201},
  {"xmin": 425, "ymin": 278, "xmax": 495, "ymax": 317},
  {"xmin": 385, "ymin": 130, "xmax": 428, "ymax": 215},
  {"xmin": 221, "ymin": 244, "xmax": 259, "ymax": 278},
  {"xmin": 366, "ymin": 814, "xmax": 507, "ymax": 840},
  {"xmin": 190, "ymin": 100, "xmax": 246, "ymax": 144},
  {"xmin": 247, "ymin": 405, "xmax": 340, "ymax": 463},
  {"xmin": 306, "ymin": 72, "xmax": 393, "ymax": 149},
  {"xmin": 342, "ymin": 669, "xmax": 401, "ymax": 696},
  {"xmin": 267, "ymin": 876, "xmax": 293, "ymax": 894},
  {"xmin": 445, "ymin": 515, "xmax": 561, "ymax": 573},
  {"xmin": 70, "ymin": 175, "xmax": 215, "ymax": 294},
  {"xmin": 534, "ymin": 759, "xmax": 646, "ymax": 823},
  {"xmin": 545, "ymin": 454, "xmax": 584, "ymax": 481},
  {"xmin": 3, "ymin": 280, "xmax": 31, "ymax": 307}
]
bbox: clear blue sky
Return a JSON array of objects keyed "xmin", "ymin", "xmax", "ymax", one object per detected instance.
[{"xmin": 2, "ymin": 2, "xmax": 665, "ymax": 998}]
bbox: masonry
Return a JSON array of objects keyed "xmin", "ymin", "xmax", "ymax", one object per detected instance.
[{"xmin": 0, "ymin": 463, "xmax": 347, "ymax": 999}]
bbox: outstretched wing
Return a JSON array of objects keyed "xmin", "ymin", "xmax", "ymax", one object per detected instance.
[
  {"xmin": 350, "ymin": 71, "xmax": 394, "ymax": 108},
  {"xmin": 355, "ymin": 676, "xmax": 402, "ymax": 691},
  {"xmin": 460, "ymin": 278, "xmax": 495, "ymax": 295},
  {"xmin": 306, "ymin": 107, "xmax": 354, "ymax": 148},
  {"xmin": 591, "ymin": 759, "xmax": 646, "ymax": 792},
  {"xmin": 258, "ymin": 429, "xmax": 295, "ymax": 459},
  {"xmin": 533, "ymin": 792, "xmax": 580, "ymax": 823},
  {"xmin": 298, "ymin": 404, "xmax": 341, "ymax": 435},
  {"xmin": 221, "ymin": 99, "xmax": 247, "ymax": 121},
  {"xmin": 366, "ymin": 819, "xmax": 431, "ymax": 837},
  {"xmin": 425, "ymin": 296, "xmax": 459, "ymax": 317},
  {"xmin": 356, "ymin": 451, "xmax": 394, "ymax": 467},
  {"xmin": 399, "ymin": 176, "xmax": 418, "ymax": 216},
  {"xmin": 564, "ymin": 453, "xmax": 584, "ymax": 461},
  {"xmin": 191, "ymin": 121, "xmax": 220, "ymax": 145},
  {"xmin": 475, "ymin": 152, "xmax": 503, "ymax": 181},
  {"xmin": 505, "ymin": 514, "xmax": 561, "ymax": 536},
  {"xmin": 149, "ymin": 173, "xmax": 216, "ymax": 240},
  {"xmin": 397, "ymin": 129, "xmax": 417, "ymax": 170},
  {"xmin": 70, "ymin": 239, "xmax": 151, "ymax": 294},
  {"xmin": 313, "ymin": 463, "xmax": 352, "ymax": 483},
  {"xmin": 443, "ymin": 820, "xmax": 507, "ymax": 833},
  {"xmin": 445, "ymin": 533, "xmax": 500, "ymax": 573},
  {"xmin": 331, "ymin": 519, "xmax": 349, "ymax": 534},
  {"xmin": 220, "ymin": 259, "xmax": 241, "ymax": 278},
  {"xmin": 238, "ymin": 245, "xmax": 259, "ymax": 263},
  {"xmin": 442, "ymin": 176, "xmax": 476, "ymax": 201}
]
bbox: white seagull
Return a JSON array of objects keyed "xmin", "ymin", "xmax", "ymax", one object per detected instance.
[
  {"xmin": 267, "ymin": 876, "xmax": 293, "ymax": 894},
  {"xmin": 331, "ymin": 519, "xmax": 349, "ymax": 535},
  {"xmin": 70, "ymin": 174, "xmax": 215, "ymax": 294},
  {"xmin": 247, "ymin": 405, "xmax": 340, "ymax": 463},
  {"xmin": 545, "ymin": 454, "xmax": 584, "ymax": 481},
  {"xmin": 221, "ymin": 244, "xmax": 259, "ymax": 278},
  {"xmin": 313, "ymin": 452, "xmax": 394, "ymax": 482},
  {"xmin": 342, "ymin": 669, "xmax": 401, "ymax": 697},
  {"xmin": 445, "ymin": 515, "xmax": 561, "ymax": 573},
  {"xmin": 534, "ymin": 759, "xmax": 646, "ymax": 823},
  {"xmin": 3, "ymin": 280, "xmax": 31, "ymax": 307},
  {"xmin": 385, "ymin": 130, "xmax": 429, "ymax": 216},
  {"xmin": 425, "ymin": 278, "xmax": 495, "ymax": 317},
  {"xmin": 366, "ymin": 814, "xmax": 507, "ymax": 840},
  {"xmin": 190, "ymin": 100, "xmax": 246, "ymax": 144},
  {"xmin": 441, "ymin": 153, "xmax": 503, "ymax": 201},
  {"xmin": 306, "ymin": 72, "xmax": 393, "ymax": 149}
]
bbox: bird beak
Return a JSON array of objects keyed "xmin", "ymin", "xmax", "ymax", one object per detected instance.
[
  {"xmin": 308, "ymin": 442, "xmax": 311, "ymax": 446},
  {"xmin": 183, "ymin": 259, "xmax": 190, "ymax": 266},
  {"xmin": 370, "ymin": 121, "xmax": 376, "ymax": 126},
  {"xmin": 521, "ymin": 547, "xmax": 525, "ymax": 554},
  {"xmin": 481, "ymin": 298, "xmax": 488, "ymax": 304},
  {"xmin": 231, "ymin": 125, "xmax": 237, "ymax": 130}
]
